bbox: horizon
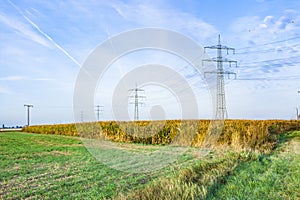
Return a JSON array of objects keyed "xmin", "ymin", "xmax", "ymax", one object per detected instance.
[
  {"xmin": 1, "ymin": 0, "xmax": 300, "ymax": 126},
  {"xmin": 2, "ymin": 118, "xmax": 298, "ymax": 128}
]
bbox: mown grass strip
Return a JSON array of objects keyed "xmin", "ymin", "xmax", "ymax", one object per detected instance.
[
  {"xmin": 119, "ymin": 132, "xmax": 300, "ymax": 200},
  {"xmin": 118, "ymin": 151, "xmax": 245, "ymax": 199},
  {"xmin": 207, "ymin": 131, "xmax": 300, "ymax": 200},
  {"xmin": 0, "ymin": 132, "xmax": 161, "ymax": 199}
]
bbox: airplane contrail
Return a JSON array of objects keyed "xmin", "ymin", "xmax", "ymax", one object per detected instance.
[{"xmin": 7, "ymin": 0, "xmax": 81, "ymax": 67}]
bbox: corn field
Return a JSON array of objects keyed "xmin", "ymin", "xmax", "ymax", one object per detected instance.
[{"xmin": 23, "ymin": 120, "xmax": 300, "ymax": 152}]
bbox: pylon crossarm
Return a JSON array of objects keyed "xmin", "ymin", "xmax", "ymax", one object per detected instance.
[
  {"xmin": 228, "ymin": 60, "xmax": 238, "ymax": 68},
  {"xmin": 204, "ymin": 45, "xmax": 235, "ymax": 51},
  {"xmin": 204, "ymin": 71, "xmax": 217, "ymax": 78},
  {"xmin": 203, "ymin": 58, "xmax": 237, "ymax": 64},
  {"xmin": 224, "ymin": 71, "xmax": 237, "ymax": 79}
]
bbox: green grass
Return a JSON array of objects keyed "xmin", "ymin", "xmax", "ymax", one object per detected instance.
[
  {"xmin": 207, "ymin": 131, "xmax": 300, "ymax": 200},
  {"xmin": 1, "ymin": 131, "xmax": 299, "ymax": 199},
  {"xmin": 120, "ymin": 131, "xmax": 300, "ymax": 200},
  {"xmin": 0, "ymin": 132, "xmax": 205, "ymax": 199},
  {"xmin": 0, "ymin": 132, "xmax": 164, "ymax": 199},
  {"xmin": 121, "ymin": 151, "xmax": 244, "ymax": 199}
]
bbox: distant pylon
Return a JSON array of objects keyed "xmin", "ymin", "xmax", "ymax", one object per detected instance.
[
  {"xmin": 95, "ymin": 105, "xmax": 104, "ymax": 121},
  {"xmin": 128, "ymin": 84, "xmax": 145, "ymax": 121},
  {"xmin": 80, "ymin": 111, "xmax": 83, "ymax": 122},
  {"xmin": 203, "ymin": 35, "xmax": 237, "ymax": 120}
]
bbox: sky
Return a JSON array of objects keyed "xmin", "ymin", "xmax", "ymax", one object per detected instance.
[{"xmin": 1, "ymin": 0, "xmax": 300, "ymax": 126}]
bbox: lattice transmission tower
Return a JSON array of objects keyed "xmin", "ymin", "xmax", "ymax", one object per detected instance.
[
  {"xmin": 128, "ymin": 84, "xmax": 145, "ymax": 121},
  {"xmin": 95, "ymin": 105, "xmax": 104, "ymax": 121},
  {"xmin": 203, "ymin": 35, "xmax": 237, "ymax": 120}
]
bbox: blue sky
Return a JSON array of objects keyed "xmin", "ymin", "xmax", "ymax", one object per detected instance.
[{"xmin": 1, "ymin": 0, "xmax": 300, "ymax": 126}]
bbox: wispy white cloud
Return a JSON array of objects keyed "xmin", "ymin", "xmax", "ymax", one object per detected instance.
[
  {"xmin": 0, "ymin": 76, "xmax": 27, "ymax": 81},
  {"xmin": 3, "ymin": 0, "xmax": 81, "ymax": 67},
  {"xmin": 0, "ymin": 76, "xmax": 55, "ymax": 82},
  {"xmin": 232, "ymin": 9, "xmax": 300, "ymax": 47},
  {"xmin": 110, "ymin": 1, "xmax": 218, "ymax": 43},
  {"xmin": 231, "ymin": 9, "xmax": 300, "ymax": 83},
  {"xmin": 1, "ymin": 0, "xmax": 299, "ymax": 122},
  {"xmin": 0, "ymin": 12, "xmax": 52, "ymax": 48},
  {"xmin": 33, "ymin": 78, "xmax": 54, "ymax": 81}
]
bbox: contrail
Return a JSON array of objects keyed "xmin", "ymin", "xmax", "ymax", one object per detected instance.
[
  {"xmin": 7, "ymin": 0, "xmax": 81, "ymax": 67},
  {"xmin": 23, "ymin": 15, "xmax": 81, "ymax": 67}
]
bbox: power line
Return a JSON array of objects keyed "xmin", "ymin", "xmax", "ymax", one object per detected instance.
[
  {"xmin": 235, "ymin": 75, "xmax": 300, "ymax": 81},
  {"xmin": 236, "ymin": 43, "xmax": 300, "ymax": 55},
  {"xmin": 203, "ymin": 35, "xmax": 237, "ymax": 120},
  {"xmin": 238, "ymin": 55, "xmax": 300, "ymax": 68},
  {"xmin": 86, "ymin": 37, "xmax": 300, "ymax": 119},
  {"xmin": 24, "ymin": 104, "xmax": 33, "ymax": 126},
  {"xmin": 128, "ymin": 84, "xmax": 145, "ymax": 121},
  {"xmin": 236, "ymin": 35, "xmax": 300, "ymax": 51}
]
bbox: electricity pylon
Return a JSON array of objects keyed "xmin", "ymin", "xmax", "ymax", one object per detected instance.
[
  {"xmin": 128, "ymin": 84, "xmax": 145, "ymax": 121},
  {"xmin": 95, "ymin": 105, "xmax": 104, "ymax": 121},
  {"xmin": 80, "ymin": 111, "xmax": 83, "ymax": 122},
  {"xmin": 203, "ymin": 35, "xmax": 237, "ymax": 120}
]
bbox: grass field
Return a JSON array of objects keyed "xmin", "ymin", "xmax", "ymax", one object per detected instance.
[
  {"xmin": 0, "ymin": 132, "xmax": 159, "ymax": 199},
  {"xmin": 207, "ymin": 131, "xmax": 300, "ymax": 200},
  {"xmin": 0, "ymin": 131, "xmax": 299, "ymax": 199},
  {"xmin": 0, "ymin": 132, "xmax": 203, "ymax": 199}
]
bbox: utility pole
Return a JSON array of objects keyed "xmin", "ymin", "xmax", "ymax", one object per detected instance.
[
  {"xmin": 203, "ymin": 35, "xmax": 237, "ymax": 120},
  {"xmin": 95, "ymin": 105, "xmax": 104, "ymax": 121},
  {"xmin": 24, "ymin": 104, "xmax": 33, "ymax": 126},
  {"xmin": 128, "ymin": 84, "xmax": 145, "ymax": 121}
]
